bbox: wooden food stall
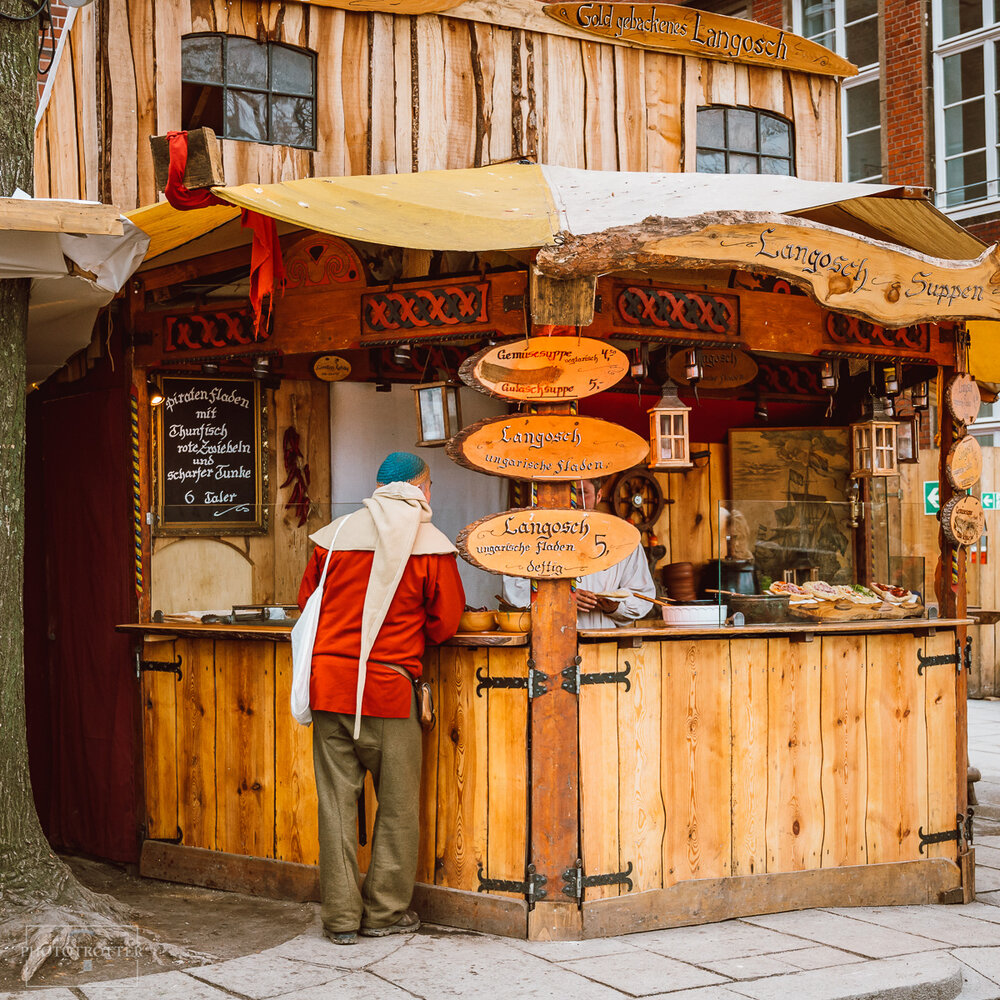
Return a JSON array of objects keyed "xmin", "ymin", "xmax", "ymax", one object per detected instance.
[{"xmin": 34, "ymin": 0, "xmax": 991, "ymax": 941}]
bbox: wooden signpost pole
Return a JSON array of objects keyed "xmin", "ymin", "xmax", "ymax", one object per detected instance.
[{"xmin": 528, "ymin": 402, "xmax": 581, "ymax": 939}]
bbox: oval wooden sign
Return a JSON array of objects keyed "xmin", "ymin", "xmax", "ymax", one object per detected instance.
[
  {"xmin": 942, "ymin": 494, "xmax": 986, "ymax": 547},
  {"xmin": 312, "ymin": 354, "xmax": 352, "ymax": 382},
  {"xmin": 457, "ymin": 508, "xmax": 640, "ymax": 579},
  {"xmin": 459, "ymin": 337, "xmax": 628, "ymax": 401},
  {"xmin": 945, "ymin": 435, "xmax": 983, "ymax": 491},
  {"xmin": 668, "ymin": 347, "xmax": 758, "ymax": 389},
  {"xmin": 446, "ymin": 414, "xmax": 649, "ymax": 480},
  {"xmin": 946, "ymin": 374, "xmax": 981, "ymax": 425}
]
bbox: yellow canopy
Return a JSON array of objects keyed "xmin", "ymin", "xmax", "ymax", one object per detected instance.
[{"xmin": 968, "ymin": 320, "xmax": 1000, "ymax": 383}]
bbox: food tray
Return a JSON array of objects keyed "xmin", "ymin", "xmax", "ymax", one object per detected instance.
[{"xmin": 788, "ymin": 601, "xmax": 925, "ymax": 623}]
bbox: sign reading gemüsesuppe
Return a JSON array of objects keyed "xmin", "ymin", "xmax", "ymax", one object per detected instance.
[
  {"xmin": 460, "ymin": 336, "xmax": 629, "ymax": 401},
  {"xmin": 446, "ymin": 414, "xmax": 649, "ymax": 480},
  {"xmin": 457, "ymin": 508, "xmax": 641, "ymax": 579}
]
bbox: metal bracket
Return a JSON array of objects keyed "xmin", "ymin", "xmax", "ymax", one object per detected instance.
[
  {"xmin": 918, "ymin": 813, "xmax": 970, "ymax": 854},
  {"xmin": 916, "ymin": 637, "xmax": 971, "ymax": 675},
  {"xmin": 475, "ymin": 660, "xmax": 548, "ymax": 699},
  {"xmin": 135, "ymin": 650, "xmax": 182, "ymax": 681},
  {"xmin": 561, "ymin": 657, "xmax": 632, "ymax": 695},
  {"xmin": 562, "ymin": 859, "xmax": 634, "ymax": 900},
  {"xmin": 143, "ymin": 825, "xmax": 183, "ymax": 845},
  {"xmin": 477, "ymin": 863, "xmax": 547, "ymax": 903},
  {"xmin": 502, "ymin": 294, "xmax": 524, "ymax": 313}
]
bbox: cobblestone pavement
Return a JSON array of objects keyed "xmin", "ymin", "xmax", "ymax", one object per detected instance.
[{"xmin": 6, "ymin": 701, "xmax": 1000, "ymax": 1000}]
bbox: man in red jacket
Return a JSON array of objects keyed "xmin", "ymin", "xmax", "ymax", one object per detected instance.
[{"xmin": 298, "ymin": 452, "xmax": 465, "ymax": 944}]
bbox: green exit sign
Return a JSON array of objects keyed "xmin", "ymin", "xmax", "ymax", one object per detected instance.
[
  {"xmin": 924, "ymin": 482, "xmax": 940, "ymax": 515},
  {"xmin": 984, "ymin": 492, "xmax": 999, "ymax": 511}
]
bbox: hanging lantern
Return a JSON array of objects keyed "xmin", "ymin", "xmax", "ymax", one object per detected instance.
[
  {"xmin": 912, "ymin": 381, "xmax": 929, "ymax": 410},
  {"xmin": 820, "ymin": 360, "xmax": 839, "ymax": 392},
  {"xmin": 412, "ymin": 381, "xmax": 462, "ymax": 447},
  {"xmin": 684, "ymin": 348, "xmax": 703, "ymax": 383},
  {"xmin": 850, "ymin": 411, "xmax": 899, "ymax": 478},
  {"xmin": 648, "ymin": 380, "xmax": 692, "ymax": 470},
  {"xmin": 883, "ymin": 364, "xmax": 900, "ymax": 396}
]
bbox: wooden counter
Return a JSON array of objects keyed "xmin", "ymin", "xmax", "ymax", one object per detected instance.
[{"xmin": 129, "ymin": 620, "xmax": 969, "ymax": 938}]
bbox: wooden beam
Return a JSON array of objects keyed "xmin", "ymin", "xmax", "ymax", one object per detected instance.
[
  {"xmin": 150, "ymin": 127, "xmax": 225, "ymax": 193},
  {"xmin": 530, "ymin": 269, "xmax": 596, "ymax": 326},
  {"xmin": 0, "ymin": 198, "xmax": 122, "ymax": 236},
  {"xmin": 538, "ymin": 213, "xmax": 1000, "ymax": 329}
]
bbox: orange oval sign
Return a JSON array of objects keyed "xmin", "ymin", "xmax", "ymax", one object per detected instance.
[
  {"xmin": 457, "ymin": 508, "xmax": 640, "ymax": 579},
  {"xmin": 447, "ymin": 414, "xmax": 649, "ymax": 480},
  {"xmin": 668, "ymin": 348, "xmax": 758, "ymax": 389},
  {"xmin": 312, "ymin": 354, "xmax": 352, "ymax": 382},
  {"xmin": 460, "ymin": 337, "xmax": 628, "ymax": 401}
]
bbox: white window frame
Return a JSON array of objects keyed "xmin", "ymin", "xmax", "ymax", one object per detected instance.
[
  {"xmin": 792, "ymin": 0, "xmax": 882, "ymax": 183},
  {"xmin": 932, "ymin": 0, "xmax": 1000, "ymax": 217}
]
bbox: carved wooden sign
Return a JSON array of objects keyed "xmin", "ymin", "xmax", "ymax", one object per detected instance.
[
  {"xmin": 312, "ymin": 355, "xmax": 352, "ymax": 382},
  {"xmin": 458, "ymin": 508, "xmax": 640, "ymax": 578},
  {"xmin": 667, "ymin": 347, "xmax": 758, "ymax": 389},
  {"xmin": 946, "ymin": 373, "xmax": 982, "ymax": 426},
  {"xmin": 536, "ymin": 214, "xmax": 1000, "ymax": 329},
  {"xmin": 447, "ymin": 414, "xmax": 649, "ymax": 480},
  {"xmin": 543, "ymin": 3, "xmax": 856, "ymax": 78},
  {"xmin": 460, "ymin": 336, "xmax": 628, "ymax": 401},
  {"xmin": 945, "ymin": 435, "xmax": 983, "ymax": 491},
  {"xmin": 942, "ymin": 494, "xmax": 986, "ymax": 548}
]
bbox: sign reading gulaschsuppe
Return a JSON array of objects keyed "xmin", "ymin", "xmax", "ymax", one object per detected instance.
[
  {"xmin": 458, "ymin": 508, "xmax": 641, "ymax": 579},
  {"xmin": 460, "ymin": 336, "xmax": 628, "ymax": 401},
  {"xmin": 447, "ymin": 414, "xmax": 649, "ymax": 480}
]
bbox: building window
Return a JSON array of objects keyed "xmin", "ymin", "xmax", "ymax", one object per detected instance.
[
  {"xmin": 932, "ymin": 1, "xmax": 1000, "ymax": 213},
  {"xmin": 696, "ymin": 107, "xmax": 795, "ymax": 174},
  {"xmin": 794, "ymin": 0, "xmax": 882, "ymax": 183},
  {"xmin": 181, "ymin": 33, "xmax": 316, "ymax": 149}
]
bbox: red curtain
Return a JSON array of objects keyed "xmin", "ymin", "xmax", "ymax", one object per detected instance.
[{"xmin": 25, "ymin": 386, "xmax": 139, "ymax": 863}]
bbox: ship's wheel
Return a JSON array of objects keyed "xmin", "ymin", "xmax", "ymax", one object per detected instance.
[{"xmin": 611, "ymin": 468, "xmax": 665, "ymax": 532}]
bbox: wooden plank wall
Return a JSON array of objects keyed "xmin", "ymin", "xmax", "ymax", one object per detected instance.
[
  {"xmin": 142, "ymin": 638, "xmax": 529, "ymax": 888},
  {"xmin": 147, "ymin": 379, "xmax": 330, "ymax": 618},
  {"xmin": 578, "ymin": 631, "xmax": 961, "ymax": 897},
  {"xmin": 34, "ymin": 1, "xmax": 840, "ymax": 206}
]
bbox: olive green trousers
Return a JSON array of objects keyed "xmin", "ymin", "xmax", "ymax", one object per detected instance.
[{"xmin": 311, "ymin": 697, "xmax": 422, "ymax": 933}]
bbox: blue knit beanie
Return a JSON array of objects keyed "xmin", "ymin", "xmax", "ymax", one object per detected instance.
[{"xmin": 376, "ymin": 451, "xmax": 430, "ymax": 487}]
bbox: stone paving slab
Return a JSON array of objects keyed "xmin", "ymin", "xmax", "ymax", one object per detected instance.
[
  {"xmin": 511, "ymin": 935, "xmax": 639, "ymax": 961},
  {"xmin": 186, "ymin": 954, "xmax": 344, "ymax": 998},
  {"xmin": 266, "ymin": 971, "xmax": 416, "ymax": 999},
  {"xmin": 267, "ymin": 928, "xmax": 410, "ymax": 970},
  {"xmin": 743, "ymin": 909, "xmax": 943, "ymax": 957},
  {"xmin": 559, "ymin": 950, "xmax": 728, "ymax": 995},
  {"xmin": 0, "ymin": 991, "xmax": 78, "ymax": 1000},
  {"xmin": 621, "ymin": 920, "xmax": 814, "ymax": 962},
  {"xmin": 725, "ymin": 953, "xmax": 962, "ymax": 1000},
  {"xmin": 367, "ymin": 932, "xmax": 632, "ymax": 999},
  {"xmin": 698, "ymin": 954, "xmax": 806, "ymax": 980},
  {"xmin": 777, "ymin": 946, "xmax": 867, "ymax": 970},
  {"xmin": 79, "ymin": 970, "xmax": 234, "ymax": 1000},
  {"xmin": 824, "ymin": 905, "xmax": 1000, "ymax": 947},
  {"xmin": 953, "ymin": 964, "xmax": 1000, "ymax": 1000},
  {"xmin": 951, "ymin": 948, "xmax": 1000, "ymax": 986}
]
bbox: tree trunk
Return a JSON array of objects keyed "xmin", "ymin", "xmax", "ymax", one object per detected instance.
[{"xmin": 0, "ymin": 0, "xmax": 65, "ymax": 900}]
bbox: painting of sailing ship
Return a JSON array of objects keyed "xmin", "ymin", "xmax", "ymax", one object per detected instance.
[{"xmin": 728, "ymin": 427, "xmax": 853, "ymax": 585}]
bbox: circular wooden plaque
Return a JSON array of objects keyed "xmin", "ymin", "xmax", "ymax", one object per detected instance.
[
  {"xmin": 667, "ymin": 348, "xmax": 758, "ymax": 389},
  {"xmin": 312, "ymin": 355, "xmax": 352, "ymax": 382},
  {"xmin": 941, "ymin": 494, "xmax": 986, "ymax": 547},
  {"xmin": 945, "ymin": 435, "xmax": 983, "ymax": 491},
  {"xmin": 946, "ymin": 374, "xmax": 981, "ymax": 425}
]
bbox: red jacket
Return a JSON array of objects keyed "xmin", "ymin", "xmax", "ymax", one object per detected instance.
[{"xmin": 297, "ymin": 547, "xmax": 465, "ymax": 718}]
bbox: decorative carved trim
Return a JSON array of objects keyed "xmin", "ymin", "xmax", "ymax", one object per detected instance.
[
  {"xmin": 164, "ymin": 307, "xmax": 261, "ymax": 352},
  {"xmin": 283, "ymin": 233, "xmax": 365, "ymax": 289},
  {"xmin": 615, "ymin": 285, "xmax": 740, "ymax": 336},
  {"xmin": 754, "ymin": 359, "xmax": 823, "ymax": 397},
  {"xmin": 824, "ymin": 313, "xmax": 930, "ymax": 353},
  {"xmin": 362, "ymin": 281, "xmax": 490, "ymax": 335}
]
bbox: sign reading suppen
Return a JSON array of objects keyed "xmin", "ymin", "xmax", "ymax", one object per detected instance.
[
  {"xmin": 447, "ymin": 414, "xmax": 649, "ymax": 480},
  {"xmin": 460, "ymin": 336, "xmax": 629, "ymax": 401},
  {"xmin": 155, "ymin": 376, "xmax": 266, "ymax": 534},
  {"xmin": 458, "ymin": 508, "xmax": 640, "ymax": 578}
]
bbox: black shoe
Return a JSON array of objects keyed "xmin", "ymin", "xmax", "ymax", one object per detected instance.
[{"xmin": 359, "ymin": 910, "xmax": 420, "ymax": 937}]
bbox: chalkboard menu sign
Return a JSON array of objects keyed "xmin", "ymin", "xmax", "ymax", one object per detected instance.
[{"xmin": 154, "ymin": 376, "xmax": 267, "ymax": 535}]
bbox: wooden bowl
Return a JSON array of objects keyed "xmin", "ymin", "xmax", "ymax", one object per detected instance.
[
  {"xmin": 495, "ymin": 610, "xmax": 531, "ymax": 633},
  {"xmin": 459, "ymin": 610, "xmax": 497, "ymax": 632}
]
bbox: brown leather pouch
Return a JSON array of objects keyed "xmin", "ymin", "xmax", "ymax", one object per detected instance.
[{"xmin": 383, "ymin": 662, "xmax": 435, "ymax": 731}]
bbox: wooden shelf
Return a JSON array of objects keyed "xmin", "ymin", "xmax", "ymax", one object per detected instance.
[
  {"xmin": 579, "ymin": 618, "xmax": 974, "ymax": 641},
  {"xmin": 117, "ymin": 622, "xmax": 529, "ymax": 646}
]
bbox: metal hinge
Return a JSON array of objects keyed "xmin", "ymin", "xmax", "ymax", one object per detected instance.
[
  {"xmin": 477, "ymin": 862, "xmax": 547, "ymax": 904},
  {"xmin": 916, "ymin": 637, "xmax": 971, "ymax": 675},
  {"xmin": 142, "ymin": 824, "xmax": 183, "ymax": 844},
  {"xmin": 562, "ymin": 859, "xmax": 634, "ymax": 901},
  {"xmin": 502, "ymin": 294, "xmax": 524, "ymax": 313},
  {"xmin": 919, "ymin": 811, "xmax": 974, "ymax": 854},
  {"xmin": 475, "ymin": 659, "xmax": 548, "ymax": 699},
  {"xmin": 561, "ymin": 657, "xmax": 632, "ymax": 695},
  {"xmin": 135, "ymin": 650, "xmax": 182, "ymax": 680}
]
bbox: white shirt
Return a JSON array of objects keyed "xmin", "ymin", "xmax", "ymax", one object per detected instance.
[{"xmin": 501, "ymin": 545, "xmax": 656, "ymax": 629}]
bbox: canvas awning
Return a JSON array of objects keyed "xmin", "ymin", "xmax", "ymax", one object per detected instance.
[
  {"xmin": 1, "ymin": 195, "xmax": 150, "ymax": 384},
  {"xmin": 130, "ymin": 163, "xmax": 984, "ymax": 263}
]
